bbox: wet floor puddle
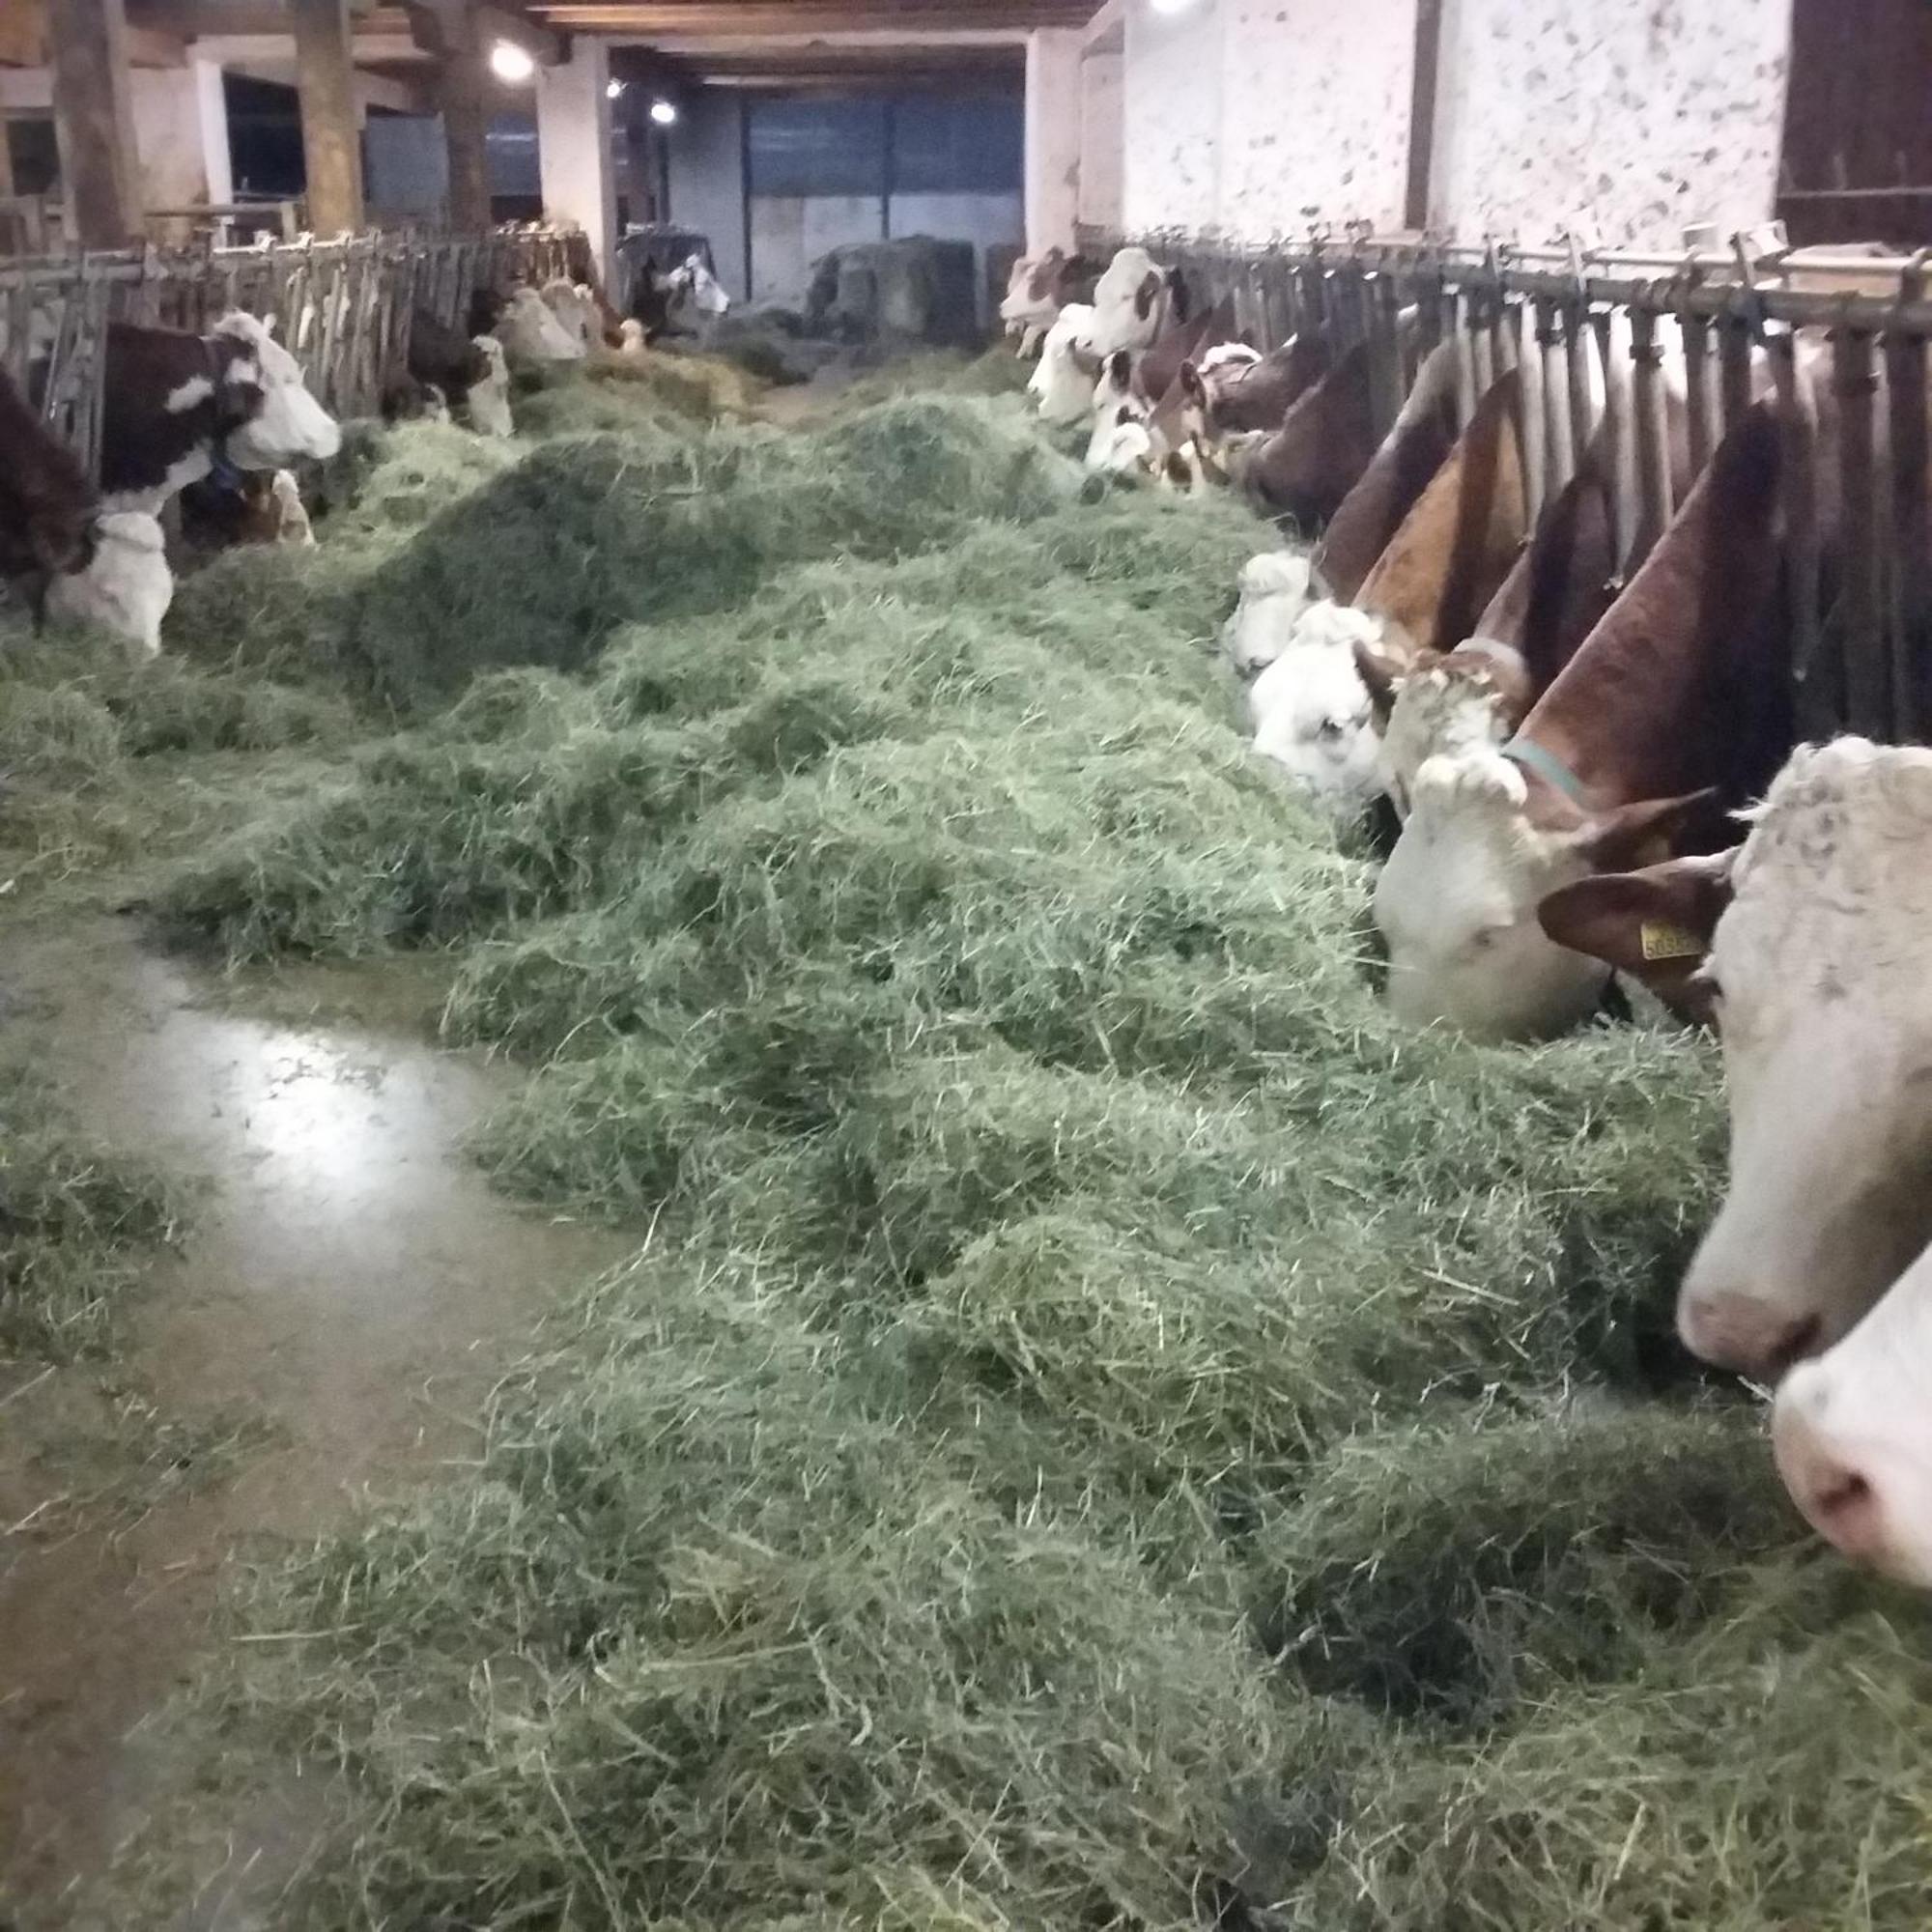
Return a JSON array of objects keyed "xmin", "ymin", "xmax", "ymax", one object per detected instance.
[{"xmin": 0, "ymin": 915, "xmax": 636, "ymax": 1927}]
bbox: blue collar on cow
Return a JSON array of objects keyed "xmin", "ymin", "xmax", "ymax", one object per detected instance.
[
  {"xmin": 1502, "ymin": 734, "xmax": 1589, "ymax": 809},
  {"xmin": 209, "ymin": 446, "xmax": 246, "ymax": 492}
]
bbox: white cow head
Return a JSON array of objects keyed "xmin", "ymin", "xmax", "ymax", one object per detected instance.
[
  {"xmin": 669, "ymin": 253, "xmax": 730, "ymax": 321},
  {"xmin": 617, "ymin": 318, "xmax": 648, "ymax": 356},
  {"xmin": 213, "ymin": 310, "xmax": 342, "ymax": 469},
  {"xmin": 1001, "ymin": 247, "xmax": 1065, "ymax": 334},
  {"xmin": 1375, "ymin": 744, "xmax": 1707, "ymax": 1041},
  {"xmin": 496, "ymin": 285, "xmax": 586, "ymax": 364},
  {"xmin": 1028, "ymin": 303, "xmax": 1100, "ymax": 426},
  {"xmin": 466, "ymin": 333, "xmax": 515, "ymax": 439},
  {"xmin": 1775, "ymin": 1240, "xmax": 1932, "ymax": 1585},
  {"xmin": 1246, "ymin": 602, "xmax": 1382, "ymax": 813},
  {"xmin": 541, "ymin": 277, "xmax": 601, "ymax": 352},
  {"xmin": 1086, "ymin": 246, "xmax": 1178, "ymax": 360},
  {"xmin": 1220, "ymin": 552, "xmax": 1318, "ymax": 675},
  {"xmin": 44, "ymin": 510, "xmax": 173, "ymax": 661},
  {"xmin": 1375, "ymin": 646, "xmax": 1527, "ymax": 820},
  {"xmin": 1548, "ymin": 740, "xmax": 1932, "ymax": 1382}
]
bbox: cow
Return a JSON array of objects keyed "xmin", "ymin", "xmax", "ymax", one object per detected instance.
[
  {"xmin": 542, "ymin": 278, "xmax": 603, "ymax": 353},
  {"xmin": 1181, "ymin": 332, "xmax": 1334, "ymax": 449},
  {"xmin": 1776, "ymin": 1226, "xmax": 1932, "ymax": 1586},
  {"xmin": 1536, "ymin": 736, "xmax": 1932, "ymax": 1390},
  {"xmin": 1367, "ymin": 384, "xmax": 1698, "ymax": 819},
  {"xmin": 466, "ymin": 335, "xmax": 515, "ymax": 439},
  {"xmin": 1027, "ymin": 303, "xmax": 1101, "ymax": 426},
  {"xmin": 1246, "ymin": 599, "xmax": 1385, "ymax": 810},
  {"xmin": 1084, "ymin": 246, "xmax": 1188, "ymax": 361},
  {"xmin": 1000, "ymin": 245, "xmax": 1100, "ymax": 355},
  {"xmin": 180, "ymin": 467, "xmax": 316, "ymax": 551},
  {"xmin": 407, "ymin": 305, "xmax": 493, "ymax": 415},
  {"xmin": 100, "ymin": 311, "xmax": 341, "ymax": 513},
  {"xmin": 1375, "ymin": 394, "xmax": 1808, "ymax": 1041},
  {"xmin": 1237, "ymin": 369, "xmax": 1526, "ymax": 817},
  {"xmin": 1244, "ymin": 342, "xmax": 1382, "ymax": 533},
  {"xmin": 1135, "ymin": 296, "xmax": 1240, "ymax": 411},
  {"xmin": 0, "ymin": 365, "xmax": 172, "ymax": 660},
  {"xmin": 493, "ymin": 285, "xmax": 587, "ymax": 365},
  {"xmin": 1221, "ymin": 552, "xmax": 1321, "ymax": 675},
  {"xmin": 630, "ymin": 252, "xmax": 731, "ymax": 345}
]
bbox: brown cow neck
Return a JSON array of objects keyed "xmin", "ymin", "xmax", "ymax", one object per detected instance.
[{"xmin": 1514, "ymin": 406, "xmax": 1786, "ymax": 820}]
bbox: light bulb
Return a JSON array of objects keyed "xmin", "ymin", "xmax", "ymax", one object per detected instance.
[{"xmin": 490, "ymin": 40, "xmax": 535, "ymax": 83}]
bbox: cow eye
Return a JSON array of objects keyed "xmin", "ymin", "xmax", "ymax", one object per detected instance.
[{"xmin": 1316, "ymin": 718, "xmax": 1347, "ymax": 744}]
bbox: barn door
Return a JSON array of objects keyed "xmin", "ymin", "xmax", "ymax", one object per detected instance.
[{"xmin": 1778, "ymin": 0, "xmax": 1932, "ymax": 247}]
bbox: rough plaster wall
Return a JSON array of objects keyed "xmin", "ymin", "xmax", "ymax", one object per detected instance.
[
  {"xmin": 1432, "ymin": 0, "xmax": 1790, "ymax": 247},
  {"xmin": 668, "ymin": 90, "xmax": 748, "ymax": 299},
  {"xmin": 129, "ymin": 69, "xmax": 213, "ymax": 209},
  {"xmin": 750, "ymin": 195, "xmax": 880, "ymax": 306},
  {"xmin": 1122, "ymin": 0, "xmax": 1223, "ymax": 233},
  {"xmin": 1219, "ymin": 0, "xmax": 1418, "ymax": 239},
  {"xmin": 1078, "ymin": 50, "xmax": 1123, "ymax": 232}
]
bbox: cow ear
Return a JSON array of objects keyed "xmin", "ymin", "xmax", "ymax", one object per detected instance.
[
  {"xmin": 1352, "ymin": 636, "xmax": 1407, "ymax": 727},
  {"xmin": 1179, "ymin": 359, "xmax": 1208, "ymax": 409},
  {"xmin": 1133, "ymin": 270, "xmax": 1162, "ymax": 322},
  {"xmin": 1104, "ymin": 347, "xmax": 1133, "ymax": 390},
  {"xmin": 1538, "ymin": 850, "xmax": 1736, "ymax": 1020},
  {"xmin": 1166, "ymin": 268, "xmax": 1191, "ymax": 324},
  {"xmin": 1572, "ymin": 789, "xmax": 1717, "ymax": 869}
]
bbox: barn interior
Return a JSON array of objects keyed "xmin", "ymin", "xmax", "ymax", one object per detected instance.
[{"xmin": 6, "ymin": 5, "xmax": 1932, "ymax": 1931}]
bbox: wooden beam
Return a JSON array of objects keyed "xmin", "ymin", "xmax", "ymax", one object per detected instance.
[
  {"xmin": 1403, "ymin": 0, "xmax": 1443, "ymax": 233},
  {"xmin": 530, "ymin": 3, "xmax": 1089, "ymax": 32},
  {"xmin": 49, "ymin": 0, "xmax": 143, "ymax": 246},
  {"xmin": 295, "ymin": 0, "xmax": 366, "ymax": 233},
  {"xmin": 0, "ymin": 0, "xmax": 46, "ymax": 68},
  {"xmin": 411, "ymin": 2, "xmax": 495, "ymax": 231}
]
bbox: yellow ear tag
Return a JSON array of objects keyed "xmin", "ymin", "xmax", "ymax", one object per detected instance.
[{"xmin": 1639, "ymin": 921, "xmax": 1705, "ymax": 963}]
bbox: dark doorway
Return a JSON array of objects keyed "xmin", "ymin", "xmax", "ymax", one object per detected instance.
[{"xmin": 1778, "ymin": 0, "xmax": 1932, "ymax": 247}]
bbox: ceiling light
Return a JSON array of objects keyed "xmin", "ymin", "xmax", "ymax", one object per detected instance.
[
  {"xmin": 649, "ymin": 99, "xmax": 679, "ymax": 126},
  {"xmin": 1149, "ymin": 0, "xmax": 1198, "ymax": 13},
  {"xmin": 607, "ymin": 78, "xmax": 627, "ymax": 99},
  {"xmin": 490, "ymin": 39, "xmax": 535, "ymax": 82}
]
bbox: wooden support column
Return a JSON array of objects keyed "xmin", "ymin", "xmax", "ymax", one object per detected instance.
[
  {"xmin": 439, "ymin": 5, "xmax": 494, "ymax": 234},
  {"xmin": 293, "ymin": 0, "xmax": 365, "ymax": 235},
  {"xmin": 48, "ymin": 0, "xmax": 142, "ymax": 246}
]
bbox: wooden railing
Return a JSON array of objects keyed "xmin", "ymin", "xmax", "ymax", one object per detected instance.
[
  {"xmin": 0, "ymin": 223, "xmax": 592, "ymax": 482},
  {"xmin": 1089, "ymin": 228, "xmax": 1932, "ymax": 743}
]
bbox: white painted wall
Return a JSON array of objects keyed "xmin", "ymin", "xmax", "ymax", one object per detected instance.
[
  {"xmin": 128, "ymin": 60, "xmax": 232, "ymax": 218},
  {"xmin": 1024, "ymin": 27, "xmax": 1082, "ymax": 253},
  {"xmin": 1115, "ymin": 0, "xmax": 1789, "ymax": 249},
  {"xmin": 1122, "ymin": 0, "xmax": 1222, "ymax": 233},
  {"xmin": 750, "ymin": 194, "xmax": 879, "ymax": 306},
  {"xmin": 536, "ymin": 39, "xmax": 616, "ymax": 289},
  {"xmin": 1219, "ymin": 0, "xmax": 1417, "ymax": 241},
  {"xmin": 1077, "ymin": 47, "xmax": 1123, "ymax": 233},
  {"xmin": 1430, "ymin": 0, "xmax": 1791, "ymax": 247}
]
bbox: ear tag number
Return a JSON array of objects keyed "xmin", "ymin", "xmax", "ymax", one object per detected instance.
[{"xmin": 1639, "ymin": 921, "xmax": 1704, "ymax": 962}]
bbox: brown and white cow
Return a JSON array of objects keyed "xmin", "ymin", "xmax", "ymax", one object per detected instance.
[
  {"xmin": 1, "ymin": 365, "xmax": 172, "ymax": 659},
  {"xmin": 1084, "ymin": 246, "xmax": 1188, "ymax": 362},
  {"xmin": 1366, "ymin": 378, "xmax": 1699, "ymax": 820},
  {"xmin": 1242, "ymin": 342, "xmax": 1382, "ymax": 533},
  {"xmin": 1244, "ymin": 369, "xmax": 1527, "ymax": 811},
  {"xmin": 1532, "ymin": 738, "xmax": 1932, "ymax": 1583},
  {"xmin": 101, "ymin": 311, "xmax": 341, "ymax": 513},
  {"xmin": 1000, "ymin": 246, "xmax": 1101, "ymax": 355},
  {"xmin": 1375, "ymin": 393, "xmax": 1809, "ymax": 1040},
  {"xmin": 1180, "ymin": 332, "xmax": 1334, "ymax": 449}
]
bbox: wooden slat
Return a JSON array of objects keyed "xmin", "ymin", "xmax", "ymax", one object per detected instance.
[
  {"xmin": 1627, "ymin": 305, "xmax": 1673, "ymax": 568},
  {"xmin": 1771, "ymin": 328, "xmax": 1829, "ymax": 735}
]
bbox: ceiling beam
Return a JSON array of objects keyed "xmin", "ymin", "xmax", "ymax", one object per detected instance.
[{"xmin": 531, "ymin": 4, "xmax": 1092, "ymax": 33}]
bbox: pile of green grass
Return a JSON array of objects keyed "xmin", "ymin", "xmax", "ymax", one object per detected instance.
[
  {"xmin": 0, "ymin": 1069, "xmax": 187, "ymax": 1361},
  {"xmin": 120, "ymin": 373, "xmax": 1932, "ymax": 1928}
]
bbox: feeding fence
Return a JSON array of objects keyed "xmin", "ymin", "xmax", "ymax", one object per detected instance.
[
  {"xmin": 1096, "ymin": 229, "xmax": 1932, "ymax": 744},
  {"xmin": 0, "ymin": 224, "xmax": 591, "ymax": 483}
]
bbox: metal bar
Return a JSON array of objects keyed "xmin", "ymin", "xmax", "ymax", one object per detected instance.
[
  {"xmin": 1628, "ymin": 305, "xmax": 1673, "ymax": 568},
  {"xmin": 1887, "ymin": 327, "xmax": 1931, "ymax": 739},
  {"xmin": 1833, "ymin": 327, "xmax": 1887, "ymax": 735},
  {"xmin": 1772, "ymin": 328, "xmax": 1829, "ymax": 734}
]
